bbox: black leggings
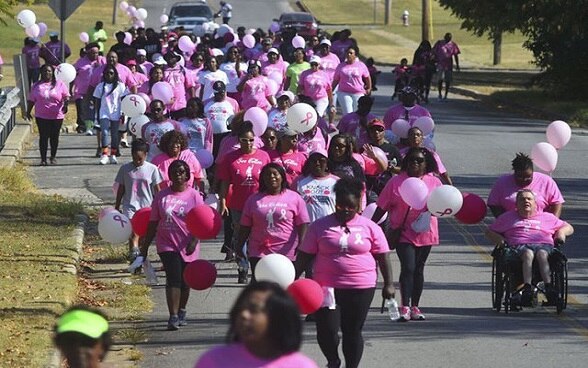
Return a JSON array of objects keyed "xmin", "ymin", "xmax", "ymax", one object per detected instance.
[
  {"xmin": 396, "ymin": 242, "xmax": 432, "ymax": 306},
  {"xmin": 36, "ymin": 118, "xmax": 63, "ymax": 162},
  {"xmin": 159, "ymin": 251, "xmax": 189, "ymax": 289},
  {"xmin": 315, "ymin": 288, "xmax": 375, "ymax": 368}
]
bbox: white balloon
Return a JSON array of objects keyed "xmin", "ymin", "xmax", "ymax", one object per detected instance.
[
  {"xmin": 128, "ymin": 114, "xmax": 150, "ymax": 136},
  {"xmin": 427, "ymin": 185, "xmax": 463, "ymax": 218},
  {"xmin": 136, "ymin": 8, "xmax": 148, "ymax": 20},
  {"xmin": 160, "ymin": 14, "xmax": 169, "ymax": 24},
  {"xmin": 25, "ymin": 24, "xmax": 40, "ymax": 38},
  {"xmin": 362, "ymin": 203, "xmax": 387, "ymax": 224},
  {"xmin": 121, "ymin": 94, "xmax": 147, "ymax": 118},
  {"xmin": 54, "ymin": 63, "xmax": 77, "ymax": 84},
  {"xmin": 98, "ymin": 210, "xmax": 132, "ymax": 244},
  {"xmin": 17, "ymin": 9, "xmax": 36, "ymax": 28},
  {"xmin": 255, "ymin": 254, "xmax": 295, "ymax": 288},
  {"xmin": 287, "ymin": 103, "xmax": 317, "ymax": 133}
]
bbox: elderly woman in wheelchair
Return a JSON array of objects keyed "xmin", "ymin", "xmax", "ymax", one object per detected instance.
[{"xmin": 485, "ymin": 189, "xmax": 574, "ymax": 313}]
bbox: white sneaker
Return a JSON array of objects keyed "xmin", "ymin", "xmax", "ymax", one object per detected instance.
[
  {"xmin": 109, "ymin": 156, "xmax": 118, "ymax": 164},
  {"xmin": 99, "ymin": 154, "xmax": 109, "ymax": 165},
  {"xmin": 85, "ymin": 129, "xmax": 94, "ymax": 136}
]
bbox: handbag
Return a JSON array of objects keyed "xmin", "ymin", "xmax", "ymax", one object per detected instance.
[{"xmin": 385, "ymin": 207, "xmax": 410, "ymax": 250}]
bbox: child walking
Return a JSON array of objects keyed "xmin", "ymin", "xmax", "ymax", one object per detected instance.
[{"xmin": 93, "ymin": 65, "xmax": 128, "ymax": 165}]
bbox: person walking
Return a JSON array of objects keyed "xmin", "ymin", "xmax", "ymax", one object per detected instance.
[
  {"xmin": 215, "ymin": 1, "xmax": 233, "ymax": 25},
  {"xmin": 22, "ymin": 37, "xmax": 41, "ymax": 89},
  {"xmin": 88, "ymin": 21, "xmax": 108, "ymax": 55},
  {"xmin": 332, "ymin": 46, "xmax": 371, "ymax": 115},
  {"xmin": 26, "ymin": 64, "xmax": 70, "ymax": 166},
  {"xmin": 432, "ymin": 32, "xmax": 460, "ymax": 101},
  {"xmin": 40, "ymin": 32, "xmax": 71, "ymax": 66}
]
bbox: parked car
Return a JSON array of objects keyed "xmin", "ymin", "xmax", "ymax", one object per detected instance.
[
  {"xmin": 166, "ymin": 1, "xmax": 219, "ymax": 36},
  {"xmin": 277, "ymin": 12, "xmax": 318, "ymax": 38}
]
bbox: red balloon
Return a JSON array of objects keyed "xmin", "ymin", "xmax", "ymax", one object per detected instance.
[
  {"xmin": 287, "ymin": 279, "xmax": 323, "ymax": 314},
  {"xmin": 131, "ymin": 207, "xmax": 151, "ymax": 236},
  {"xmin": 455, "ymin": 193, "xmax": 487, "ymax": 224},
  {"xmin": 183, "ymin": 260, "xmax": 217, "ymax": 290},
  {"xmin": 186, "ymin": 204, "xmax": 222, "ymax": 240}
]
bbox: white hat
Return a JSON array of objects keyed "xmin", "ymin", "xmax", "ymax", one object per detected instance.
[
  {"xmin": 309, "ymin": 55, "xmax": 321, "ymax": 64},
  {"xmin": 268, "ymin": 47, "xmax": 279, "ymax": 55},
  {"xmin": 277, "ymin": 90, "xmax": 295, "ymax": 103},
  {"xmin": 152, "ymin": 54, "xmax": 167, "ymax": 65},
  {"xmin": 136, "ymin": 49, "xmax": 147, "ymax": 56},
  {"xmin": 320, "ymin": 39, "xmax": 331, "ymax": 46}
]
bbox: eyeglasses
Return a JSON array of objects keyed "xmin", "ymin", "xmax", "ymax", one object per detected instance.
[
  {"xmin": 408, "ymin": 156, "xmax": 425, "ymax": 163},
  {"xmin": 239, "ymin": 138, "xmax": 255, "ymax": 143}
]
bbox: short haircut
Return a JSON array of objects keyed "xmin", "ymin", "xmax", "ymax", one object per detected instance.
[
  {"xmin": 516, "ymin": 189, "xmax": 535, "ymax": 202},
  {"xmin": 259, "ymin": 163, "xmax": 289, "ymax": 192},
  {"xmin": 131, "ymin": 138, "xmax": 149, "ymax": 153},
  {"xmin": 226, "ymin": 281, "xmax": 302, "ymax": 355},
  {"xmin": 400, "ymin": 146, "xmax": 439, "ymax": 174},
  {"xmin": 511, "ymin": 152, "xmax": 533, "ymax": 172},
  {"xmin": 334, "ymin": 176, "xmax": 363, "ymax": 200}
]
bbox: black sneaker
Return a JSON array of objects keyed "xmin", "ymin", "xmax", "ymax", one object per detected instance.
[
  {"xmin": 544, "ymin": 284, "xmax": 558, "ymax": 306},
  {"xmin": 238, "ymin": 269, "xmax": 248, "ymax": 284},
  {"xmin": 519, "ymin": 284, "xmax": 534, "ymax": 306}
]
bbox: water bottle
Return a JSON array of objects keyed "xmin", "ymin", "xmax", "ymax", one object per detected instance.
[
  {"xmin": 386, "ymin": 298, "xmax": 400, "ymax": 321},
  {"xmin": 143, "ymin": 259, "xmax": 159, "ymax": 285}
]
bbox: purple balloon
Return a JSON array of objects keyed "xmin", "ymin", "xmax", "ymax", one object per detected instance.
[
  {"xmin": 152, "ymin": 81, "xmax": 173, "ymax": 104},
  {"xmin": 413, "ymin": 116, "xmax": 435, "ymax": 136},
  {"xmin": 398, "ymin": 177, "xmax": 429, "ymax": 210},
  {"xmin": 292, "ymin": 36, "xmax": 305, "ymax": 49},
  {"xmin": 269, "ymin": 22, "xmax": 280, "ymax": 33},
  {"xmin": 244, "ymin": 107, "xmax": 268, "ymax": 137},
  {"xmin": 38, "ymin": 22, "xmax": 47, "ymax": 37},
  {"xmin": 195, "ymin": 149, "xmax": 214, "ymax": 169},
  {"xmin": 391, "ymin": 119, "xmax": 410, "ymax": 138}
]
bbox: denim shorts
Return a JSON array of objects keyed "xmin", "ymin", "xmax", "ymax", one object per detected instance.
[{"xmin": 513, "ymin": 243, "xmax": 554, "ymax": 256}]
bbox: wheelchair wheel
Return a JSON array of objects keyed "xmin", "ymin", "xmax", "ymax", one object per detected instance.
[
  {"xmin": 503, "ymin": 264, "xmax": 512, "ymax": 314},
  {"xmin": 553, "ymin": 260, "xmax": 568, "ymax": 314},
  {"xmin": 492, "ymin": 257, "xmax": 504, "ymax": 312}
]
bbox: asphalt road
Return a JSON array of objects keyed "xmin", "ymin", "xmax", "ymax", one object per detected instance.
[{"xmin": 23, "ymin": 0, "xmax": 588, "ymax": 367}]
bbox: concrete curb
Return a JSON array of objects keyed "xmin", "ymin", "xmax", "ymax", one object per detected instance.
[
  {"xmin": 0, "ymin": 120, "xmax": 32, "ymax": 168},
  {"xmin": 44, "ymin": 213, "xmax": 88, "ymax": 368}
]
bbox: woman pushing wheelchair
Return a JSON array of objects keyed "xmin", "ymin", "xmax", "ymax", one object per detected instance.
[{"xmin": 485, "ymin": 189, "xmax": 574, "ymax": 307}]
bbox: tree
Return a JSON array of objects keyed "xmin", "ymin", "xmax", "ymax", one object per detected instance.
[
  {"xmin": 438, "ymin": 0, "xmax": 526, "ymax": 65},
  {"xmin": 0, "ymin": 0, "xmax": 18, "ymax": 26}
]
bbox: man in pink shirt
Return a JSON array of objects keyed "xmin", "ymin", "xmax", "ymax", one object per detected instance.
[
  {"xmin": 433, "ymin": 32, "xmax": 460, "ymax": 101},
  {"xmin": 486, "ymin": 189, "xmax": 573, "ymax": 304},
  {"xmin": 73, "ymin": 43, "xmax": 106, "ymax": 134},
  {"xmin": 383, "ymin": 86, "xmax": 432, "ymax": 130},
  {"xmin": 163, "ymin": 51, "xmax": 196, "ymax": 119},
  {"xmin": 337, "ymin": 95, "xmax": 377, "ymax": 147}
]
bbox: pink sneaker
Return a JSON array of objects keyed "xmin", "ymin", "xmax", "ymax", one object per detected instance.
[
  {"xmin": 398, "ymin": 306, "xmax": 410, "ymax": 322},
  {"xmin": 410, "ymin": 306, "xmax": 426, "ymax": 320}
]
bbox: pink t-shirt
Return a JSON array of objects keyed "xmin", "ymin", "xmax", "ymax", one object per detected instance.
[
  {"xmin": 267, "ymin": 108, "xmax": 288, "ymax": 131},
  {"xmin": 300, "ymin": 213, "xmax": 389, "ymax": 289},
  {"xmin": 74, "ymin": 57, "xmax": 108, "ymax": 98},
  {"xmin": 150, "ymin": 187, "xmax": 204, "ymax": 262},
  {"xmin": 141, "ymin": 119, "xmax": 180, "ymax": 161},
  {"xmin": 261, "ymin": 60, "xmax": 288, "ymax": 85},
  {"xmin": 399, "ymin": 147, "xmax": 447, "ymax": 175},
  {"xmin": 268, "ymin": 150, "xmax": 307, "ymax": 185},
  {"xmin": 131, "ymin": 71, "xmax": 149, "ymax": 91},
  {"xmin": 337, "ymin": 112, "xmax": 377, "ymax": 147},
  {"xmin": 216, "ymin": 149, "xmax": 271, "ymax": 211},
  {"xmin": 241, "ymin": 190, "xmax": 310, "ymax": 260},
  {"xmin": 487, "ymin": 172, "xmax": 564, "ymax": 213},
  {"xmin": 376, "ymin": 172, "xmax": 442, "ymax": 246},
  {"xmin": 90, "ymin": 63, "xmax": 137, "ymax": 90},
  {"xmin": 383, "ymin": 104, "xmax": 432, "ymax": 129},
  {"xmin": 299, "ymin": 69, "xmax": 331, "ymax": 101},
  {"xmin": 433, "ymin": 40, "xmax": 460, "ymax": 71},
  {"xmin": 164, "ymin": 65, "xmax": 194, "ymax": 111},
  {"xmin": 216, "ymin": 135, "xmax": 265, "ymax": 162},
  {"xmin": 151, "ymin": 150, "xmax": 203, "ymax": 190},
  {"xmin": 194, "ymin": 343, "xmax": 318, "ymax": 368},
  {"xmin": 489, "ymin": 210, "xmax": 568, "ymax": 246},
  {"xmin": 318, "ymin": 52, "xmax": 340, "ymax": 83},
  {"xmin": 297, "ymin": 129, "xmax": 329, "ymax": 155},
  {"xmin": 240, "ymin": 75, "xmax": 272, "ymax": 111},
  {"xmin": 333, "ymin": 60, "xmax": 369, "ymax": 94},
  {"xmin": 28, "ymin": 80, "xmax": 70, "ymax": 120}
]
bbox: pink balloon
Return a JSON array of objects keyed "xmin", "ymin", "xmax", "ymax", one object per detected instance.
[
  {"xmin": 124, "ymin": 32, "xmax": 132, "ymax": 45},
  {"xmin": 268, "ymin": 71, "xmax": 283, "ymax": 85},
  {"xmin": 119, "ymin": 1, "xmax": 129, "ymax": 11},
  {"xmin": 266, "ymin": 78, "xmax": 279, "ymax": 95},
  {"xmin": 244, "ymin": 107, "xmax": 268, "ymax": 137},
  {"xmin": 398, "ymin": 177, "xmax": 429, "ymax": 210},
  {"xmin": 25, "ymin": 24, "xmax": 40, "ymax": 38},
  {"xmin": 178, "ymin": 35, "xmax": 195, "ymax": 52},
  {"xmin": 160, "ymin": 14, "xmax": 169, "ymax": 24},
  {"xmin": 546, "ymin": 120, "xmax": 571, "ymax": 150},
  {"xmin": 391, "ymin": 119, "xmax": 410, "ymax": 138},
  {"xmin": 195, "ymin": 149, "xmax": 214, "ymax": 169},
  {"xmin": 242, "ymin": 34, "xmax": 256, "ymax": 49},
  {"xmin": 137, "ymin": 92, "xmax": 151, "ymax": 106},
  {"xmin": 79, "ymin": 32, "xmax": 89, "ymax": 43},
  {"xmin": 269, "ymin": 22, "xmax": 280, "ymax": 33},
  {"xmin": 531, "ymin": 142, "xmax": 558, "ymax": 172},
  {"xmin": 292, "ymin": 35, "xmax": 305, "ymax": 49},
  {"xmin": 134, "ymin": 20, "xmax": 145, "ymax": 29},
  {"xmin": 152, "ymin": 81, "xmax": 173, "ymax": 104},
  {"xmin": 371, "ymin": 146, "xmax": 388, "ymax": 164},
  {"xmin": 413, "ymin": 116, "xmax": 435, "ymax": 136},
  {"xmin": 38, "ymin": 22, "xmax": 47, "ymax": 37}
]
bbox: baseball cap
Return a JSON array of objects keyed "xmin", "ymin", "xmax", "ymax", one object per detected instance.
[
  {"xmin": 309, "ymin": 148, "xmax": 328, "ymax": 159},
  {"xmin": 320, "ymin": 39, "xmax": 331, "ymax": 46},
  {"xmin": 277, "ymin": 128, "xmax": 299, "ymax": 138},
  {"xmin": 267, "ymin": 47, "xmax": 279, "ymax": 55},
  {"xmin": 248, "ymin": 59, "xmax": 261, "ymax": 69},
  {"xmin": 126, "ymin": 59, "xmax": 137, "ymax": 66},
  {"xmin": 309, "ymin": 55, "xmax": 321, "ymax": 64},
  {"xmin": 277, "ymin": 90, "xmax": 295, "ymax": 103},
  {"xmin": 368, "ymin": 118, "xmax": 385, "ymax": 129},
  {"xmin": 152, "ymin": 54, "xmax": 167, "ymax": 65},
  {"xmin": 213, "ymin": 80, "xmax": 226, "ymax": 92},
  {"xmin": 49, "ymin": 32, "xmax": 58, "ymax": 37},
  {"xmin": 401, "ymin": 86, "xmax": 417, "ymax": 96},
  {"xmin": 56, "ymin": 309, "xmax": 109, "ymax": 339},
  {"xmin": 136, "ymin": 49, "xmax": 147, "ymax": 56}
]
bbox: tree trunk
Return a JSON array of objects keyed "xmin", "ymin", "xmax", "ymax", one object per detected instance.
[{"xmin": 493, "ymin": 32, "xmax": 502, "ymax": 65}]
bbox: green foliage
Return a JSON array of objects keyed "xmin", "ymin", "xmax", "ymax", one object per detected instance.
[{"xmin": 0, "ymin": 0, "xmax": 18, "ymax": 26}]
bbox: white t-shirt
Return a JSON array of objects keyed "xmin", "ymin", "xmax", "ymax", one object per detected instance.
[
  {"xmin": 220, "ymin": 62, "xmax": 246, "ymax": 93},
  {"xmin": 204, "ymin": 99, "xmax": 235, "ymax": 134},
  {"xmin": 293, "ymin": 174, "xmax": 339, "ymax": 222},
  {"xmin": 93, "ymin": 82, "xmax": 128, "ymax": 120},
  {"xmin": 221, "ymin": 3, "xmax": 232, "ymax": 18},
  {"xmin": 198, "ymin": 70, "xmax": 229, "ymax": 101}
]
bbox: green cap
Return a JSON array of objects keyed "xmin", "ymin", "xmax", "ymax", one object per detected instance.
[{"xmin": 56, "ymin": 310, "xmax": 109, "ymax": 339}]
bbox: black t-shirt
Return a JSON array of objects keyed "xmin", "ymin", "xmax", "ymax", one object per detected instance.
[{"xmin": 328, "ymin": 159, "xmax": 366, "ymax": 182}]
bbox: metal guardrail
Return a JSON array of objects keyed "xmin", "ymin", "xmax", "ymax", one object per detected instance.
[{"xmin": 0, "ymin": 87, "xmax": 21, "ymax": 152}]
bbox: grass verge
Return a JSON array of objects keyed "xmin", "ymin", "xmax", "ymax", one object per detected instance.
[{"xmin": 0, "ymin": 165, "xmax": 84, "ymax": 367}]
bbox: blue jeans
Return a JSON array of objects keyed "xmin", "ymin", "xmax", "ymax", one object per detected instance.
[{"xmin": 99, "ymin": 118, "xmax": 120, "ymax": 151}]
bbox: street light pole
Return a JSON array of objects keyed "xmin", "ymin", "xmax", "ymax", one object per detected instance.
[
  {"xmin": 422, "ymin": 0, "xmax": 433, "ymax": 41},
  {"xmin": 112, "ymin": 0, "xmax": 118, "ymax": 25}
]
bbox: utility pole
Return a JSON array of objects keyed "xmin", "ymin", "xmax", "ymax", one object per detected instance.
[
  {"xmin": 112, "ymin": 0, "xmax": 118, "ymax": 25},
  {"xmin": 422, "ymin": 0, "xmax": 433, "ymax": 42},
  {"xmin": 384, "ymin": 0, "xmax": 391, "ymax": 25}
]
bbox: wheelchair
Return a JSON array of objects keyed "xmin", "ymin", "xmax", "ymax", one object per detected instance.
[{"xmin": 491, "ymin": 242, "xmax": 568, "ymax": 314}]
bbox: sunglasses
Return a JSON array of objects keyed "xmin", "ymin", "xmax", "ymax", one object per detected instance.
[
  {"xmin": 369, "ymin": 126, "xmax": 384, "ymax": 132},
  {"xmin": 408, "ymin": 156, "xmax": 425, "ymax": 163},
  {"xmin": 152, "ymin": 108, "xmax": 163, "ymax": 112},
  {"xmin": 239, "ymin": 138, "xmax": 255, "ymax": 143}
]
